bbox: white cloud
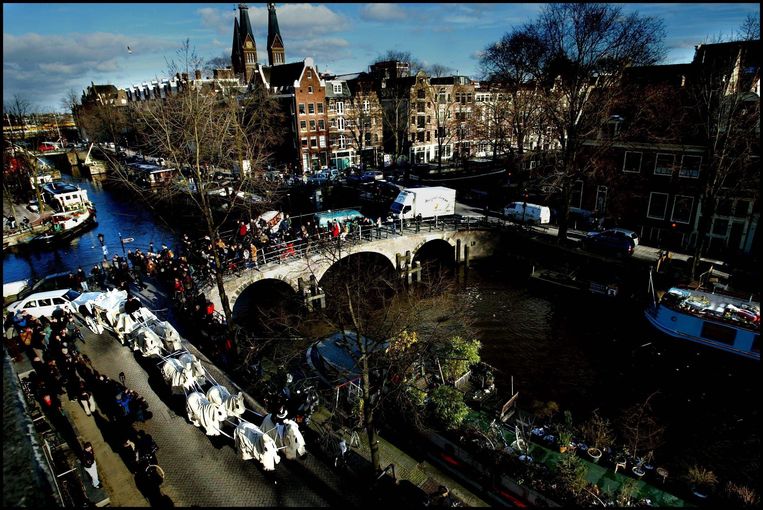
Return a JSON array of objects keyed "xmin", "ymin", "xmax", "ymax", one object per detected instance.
[
  {"xmin": 197, "ymin": 7, "xmax": 236, "ymax": 36},
  {"xmin": 360, "ymin": 4, "xmax": 406, "ymax": 22}
]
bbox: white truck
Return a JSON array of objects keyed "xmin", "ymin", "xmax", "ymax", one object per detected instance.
[
  {"xmin": 390, "ymin": 186, "xmax": 456, "ymax": 221},
  {"xmin": 503, "ymin": 202, "xmax": 551, "ymax": 225}
]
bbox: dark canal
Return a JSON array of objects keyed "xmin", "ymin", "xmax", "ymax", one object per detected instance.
[{"xmin": 4, "ymin": 173, "xmax": 758, "ymax": 491}]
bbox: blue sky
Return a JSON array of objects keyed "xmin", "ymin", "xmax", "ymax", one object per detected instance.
[{"xmin": 3, "ymin": 3, "xmax": 759, "ymax": 112}]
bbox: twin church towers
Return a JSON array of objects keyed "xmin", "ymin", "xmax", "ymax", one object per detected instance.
[{"xmin": 231, "ymin": 3, "xmax": 285, "ymax": 83}]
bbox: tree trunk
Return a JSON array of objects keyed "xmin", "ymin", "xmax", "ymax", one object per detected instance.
[
  {"xmin": 690, "ymin": 195, "xmax": 715, "ymax": 280},
  {"xmin": 361, "ymin": 354, "xmax": 381, "ymax": 476}
]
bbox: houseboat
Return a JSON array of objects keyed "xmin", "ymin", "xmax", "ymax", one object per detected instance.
[
  {"xmin": 125, "ymin": 161, "xmax": 175, "ymax": 189},
  {"xmin": 28, "ymin": 208, "xmax": 98, "ymax": 247},
  {"xmin": 645, "ymin": 277, "xmax": 760, "ymax": 361},
  {"xmin": 41, "ymin": 181, "xmax": 94, "ymax": 213}
]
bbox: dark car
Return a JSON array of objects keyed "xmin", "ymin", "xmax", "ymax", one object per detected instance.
[{"xmin": 582, "ymin": 229, "xmax": 635, "ymax": 257}]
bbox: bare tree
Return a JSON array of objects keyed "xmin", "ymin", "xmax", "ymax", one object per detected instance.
[
  {"xmin": 618, "ymin": 391, "xmax": 665, "ymax": 461},
  {"xmin": 736, "ymin": 13, "xmax": 760, "ymax": 41},
  {"xmin": 373, "ymin": 49, "xmax": 425, "ymax": 75},
  {"xmin": 684, "ymin": 41, "xmax": 760, "ymax": 278},
  {"xmin": 485, "ymin": 4, "xmax": 665, "ymax": 241},
  {"xmin": 4, "ymin": 94, "xmax": 46, "ymax": 213},
  {"xmin": 108, "ymin": 40, "xmax": 283, "ymax": 330},
  {"xmin": 344, "ymin": 77, "xmax": 384, "ymax": 168}
]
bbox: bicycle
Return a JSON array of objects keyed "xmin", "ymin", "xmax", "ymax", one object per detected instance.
[{"xmin": 136, "ymin": 444, "xmax": 165, "ymax": 486}]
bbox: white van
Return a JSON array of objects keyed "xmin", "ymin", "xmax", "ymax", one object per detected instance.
[
  {"xmin": 503, "ymin": 202, "xmax": 551, "ymax": 225},
  {"xmin": 6, "ymin": 289, "xmax": 84, "ymax": 319}
]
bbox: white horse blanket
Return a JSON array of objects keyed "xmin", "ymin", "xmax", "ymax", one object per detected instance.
[
  {"xmin": 147, "ymin": 320, "xmax": 183, "ymax": 352},
  {"xmin": 206, "ymin": 385, "xmax": 246, "ymax": 418},
  {"xmin": 261, "ymin": 414, "xmax": 307, "ymax": 460},
  {"xmin": 233, "ymin": 421, "xmax": 281, "ymax": 471},
  {"xmin": 186, "ymin": 391, "xmax": 227, "ymax": 436},
  {"xmin": 178, "ymin": 352, "xmax": 206, "ymax": 386}
]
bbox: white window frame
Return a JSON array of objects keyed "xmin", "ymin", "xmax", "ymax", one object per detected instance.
[
  {"xmin": 307, "ymin": 70, "xmax": 312, "ymax": 80},
  {"xmin": 338, "ymin": 134, "xmax": 346, "ymax": 148},
  {"xmin": 333, "ymin": 84, "xmax": 342, "ymax": 94},
  {"xmin": 337, "ymin": 117, "xmax": 345, "ymax": 131},
  {"xmin": 308, "ymin": 86, "xmax": 313, "ymax": 94},
  {"xmin": 336, "ymin": 102, "xmax": 344, "ymax": 115},
  {"xmin": 310, "ymin": 137, "xmax": 317, "ymax": 148},
  {"xmin": 622, "ymin": 151, "xmax": 642, "ymax": 173},
  {"xmin": 654, "ymin": 153, "xmax": 675, "ymax": 176},
  {"xmin": 647, "ymin": 192, "xmax": 669, "ymax": 220},
  {"xmin": 670, "ymin": 195, "xmax": 694, "ymax": 224},
  {"xmin": 679, "ymin": 155, "xmax": 701, "ymax": 179},
  {"xmin": 308, "ymin": 103, "xmax": 315, "ymax": 115},
  {"xmin": 363, "ymin": 99, "xmax": 370, "ymax": 113},
  {"xmin": 298, "ymin": 103, "xmax": 305, "ymax": 115},
  {"xmin": 319, "ymin": 135, "xmax": 326, "ymax": 148}
]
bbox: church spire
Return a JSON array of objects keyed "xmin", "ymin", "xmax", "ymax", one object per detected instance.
[
  {"xmin": 231, "ymin": 17, "xmax": 242, "ymax": 75},
  {"xmin": 237, "ymin": 3, "xmax": 257, "ymax": 82},
  {"xmin": 267, "ymin": 3, "xmax": 285, "ymax": 66}
]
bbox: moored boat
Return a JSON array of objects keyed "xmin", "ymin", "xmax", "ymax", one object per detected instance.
[{"xmin": 645, "ymin": 272, "xmax": 760, "ymax": 360}]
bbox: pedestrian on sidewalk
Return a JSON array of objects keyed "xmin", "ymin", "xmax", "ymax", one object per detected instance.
[
  {"xmin": 78, "ymin": 381, "xmax": 96, "ymax": 416},
  {"xmin": 119, "ymin": 371, "xmax": 126, "ymax": 386},
  {"xmin": 81, "ymin": 442, "xmax": 101, "ymax": 489}
]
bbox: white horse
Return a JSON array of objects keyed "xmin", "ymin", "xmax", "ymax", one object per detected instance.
[
  {"xmin": 131, "ymin": 325, "xmax": 164, "ymax": 357},
  {"xmin": 261, "ymin": 413, "xmax": 308, "ymax": 460},
  {"xmin": 206, "ymin": 385, "xmax": 246, "ymax": 419},
  {"xmin": 91, "ymin": 289, "xmax": 127, "ymax": 328},
  {"xmin": 161, "ymin": 358, "xmax": 196, "ymax": 390},
  {"xmin": 115, "ymin": 307, "xmax": 156, "ymax": 345},
  {"xmin": 186, "ymin": 391, "xmax": 227, "ymax": 436},
  {"xmin": 147, "ymin": 320, "xmax": 183, "ymax": 352},
  {"xmin": 178, "ymin": 352, "xmax": 206, "ymax": 386},
  {"xmin": 233, "ymin": 421, "xmax": 281, "ymax": 471}
]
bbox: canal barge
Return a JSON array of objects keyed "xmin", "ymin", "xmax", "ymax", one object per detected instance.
[{"xmin": 645, "ymin": 284, "xmax": 760, "ymax": 361}]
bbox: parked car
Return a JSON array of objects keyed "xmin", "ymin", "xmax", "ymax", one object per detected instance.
[
  {"xmin": 38, "ymin": 143, "xmax": 57, "ymax": 152},
  {"xmin": 361, "ymin": 170, "xmax": 384, "ymax": 182},
  {"xmin": 6, "ymin": 288, "xmax": 84, "ymax": 319},
  {"xmin": 603, "ymin": 227, "xmax": 639, "ymax": 246},
  {"xmin": 582, "ymin": 229, "xmax": 635, "ymax": 257},
  {"xmin": 13, "ymin": 271, "xmax": 75, "ymax": 302}
]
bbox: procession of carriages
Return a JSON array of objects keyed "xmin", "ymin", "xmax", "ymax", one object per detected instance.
[{"xmin": 74, "ymin": 289, "xmax": 307, "ymax": 473}]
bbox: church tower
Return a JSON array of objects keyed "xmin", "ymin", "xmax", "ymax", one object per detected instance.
[
  {"xmin": 267, "ymin": 3, "xmax": 285, "ymax": 66},
  {"xmin": 232, "ymin": 4, "xmax": 258, "ymax": 83}
]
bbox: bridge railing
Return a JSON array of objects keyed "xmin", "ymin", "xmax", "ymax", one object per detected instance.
[{"xmin": 213, "ymin": 214, "xmax": 503, "ymax": 283}]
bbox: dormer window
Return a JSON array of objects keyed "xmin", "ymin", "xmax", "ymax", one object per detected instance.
[
  {"xmin": 334, "ymin": 84, "xmax": 342, "ymax": 94},
  {"xmin": 307, "ymin": 70, "xmax": 312, "ymax": 80}
]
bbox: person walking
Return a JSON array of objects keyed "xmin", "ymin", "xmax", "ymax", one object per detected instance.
[
  {"xmin": 78, "ymin": 381, "xmax": 96, "ymax": 416},
  {"xmin": 76, "ymin": 267, "xmax": 89, "ymax": 292},
  {"xmin": 81, "ymin": 442, "xmax": 101, "ymax": 489}
]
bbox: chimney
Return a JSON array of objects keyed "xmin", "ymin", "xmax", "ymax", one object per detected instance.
[
  {"xmin": 195, "ymin": 69, "xmax": 202, "ymax": 80},
  {"xmin": 182, "ymin": 72, "xmax": 189, "ymax": 82}
]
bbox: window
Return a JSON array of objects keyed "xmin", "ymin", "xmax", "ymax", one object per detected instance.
[
  {"xmin": 735, "ymin": 199, "xmax": 751, "ymax": 217},
  {"xmin": 363, "ymin": 99, "xmax": 370, "ymax": 112},
  {"xmin": 300, "ymin": 120, "xmax": 307, "ymax": 130},
  {"xmin": 308, "ymin": 86, "xmax": 313, "ymax": 94},
  {"xmin": 319, "ymin": 135, "xmax": 326, "ymax": 148},
  {"xmin": 337, "ymin": 118, "xmax": 345, "ymax": 130},
  {"xmin": 365, "ymin": 132, "xmax": 372, "ymax": 144},
  {"xmin": 338, "ymin": 134, "xmax": 346, "ymax": 148},
  {"xmin": 716, "ymin": 198, "xmax": 733, "ymax": 216},
  {"xmin": 317, "ymin": 103, "xmax": 324, "ymax": 114},
  {"xmin": 52, "ymin": 298, "xmax": 66, "ymax": 305},
  {"xmin": 318, "ymin": 119, "xmax": 325, "ymax": 130},
  {"xmin": 417, "ymin": 102, "xmax": 425, "ymax": 113},
  {"xmin": 711, "ymin": 218, "xmax": 729, "ymax": 236},
  {"xmin": 426, "ymin": 131, "xmax": 431, "ymax": 142},
  {"xmin": 334, "ymin": 84, "xmax": 342, "ymax": 94},
  {"xmin": 336, "ymin": 102, "xmax": 344, "ymax": 114},
  {"xmin": 298, "ymin": 103, "xmax": 305, "ymax": 115},
  {"xmin": 654, "ymin": 153, "xmax": 675, "ymax": 176},
  {"xmin": 25, "ymin": 300, "xmax": 38, "ymax": 308},
  {"xmin": 37, "ymin": 298, "xmax": 52, "ymax": 307},
  {"xmin": 310, "ymin": 137, "xmax": 317, "ymax": 148},
  {"xmin": 307, "ymin": 70, "xmax": 312, "ymax": 80},
  {"xmin": 679, "ymin": 155, "xmax": 701, "ymax": 178},
  {"xmin": 301, "ymin": 138, "xmax": 308, "ymax": 147},
  {"xmin": 309, "ymin": 120, "xmax": 316, "ymax": 131},
  {"xmin": 623, "ymin": 151, "xmax": 642, "ymax": 173},
  {"xmin": 329, "ymin": 101, "xmax": 335, "ymax": 112},
  {"xmin": 417, "ymin": 132, "xmax": 425, "ymax": 142},
  {"xmin": 308, "ymin": 103, "xmax": 315, "ymax": 114},
  {"xmin": 417, "ymin": 117, "xmax": 426, "ymax": 129},
  {"xmin": 330, "ymin": 118, "xmax": 336, "ymax": 128},
  {"xmin": 417, "ymin": 89, "xmax": 425, "ymax": 99},
  {"xmin": 647, "ymin": 192, "xmax": 669, "ymax": 220},
  {"xmin": 700, "ymin": 322, "xmax": 736, "ymax": 345},
  {"xmin": 670, "ymin": 195, "xmax": 694, "ymax": 224}
]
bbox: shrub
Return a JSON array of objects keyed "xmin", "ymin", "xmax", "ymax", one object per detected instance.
[{"xmin": 428, "ymin": 385, "xmax": 468, "ymax": 430}]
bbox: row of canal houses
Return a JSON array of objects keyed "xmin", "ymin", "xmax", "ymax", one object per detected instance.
[{"xmin": 75, "ymin": 4, "xmax": 759, "ymax": 258}]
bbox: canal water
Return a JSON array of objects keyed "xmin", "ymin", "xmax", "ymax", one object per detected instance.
[
  {"xmin": 4, "ymin": 173, "xmax": 758, "ymax": 490},
  {"xmin": 3, "ymin": 174, "xmax": 180, "ymax": 284}
]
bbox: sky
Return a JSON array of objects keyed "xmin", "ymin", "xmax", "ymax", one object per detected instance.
[{"xmin": 3, "ymin": 2, "xmax": 760, "ymax": 112}]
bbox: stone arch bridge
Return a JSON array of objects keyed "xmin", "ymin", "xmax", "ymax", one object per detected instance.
[{"xmin": 203, "ymin": 224, "xmax": 502, "ymax": 314}]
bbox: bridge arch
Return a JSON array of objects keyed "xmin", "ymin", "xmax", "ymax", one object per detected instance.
[
  {"xmin": 231, "ymin": 277, "xmax": 299, "ymax": 328},
  {"xmin": 318, "ymin": 251, "xmax": 397, "ymax": 288},
  {"xmin": 413, "ymin": 238, "xmax": 456, "ymax": 268}
]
